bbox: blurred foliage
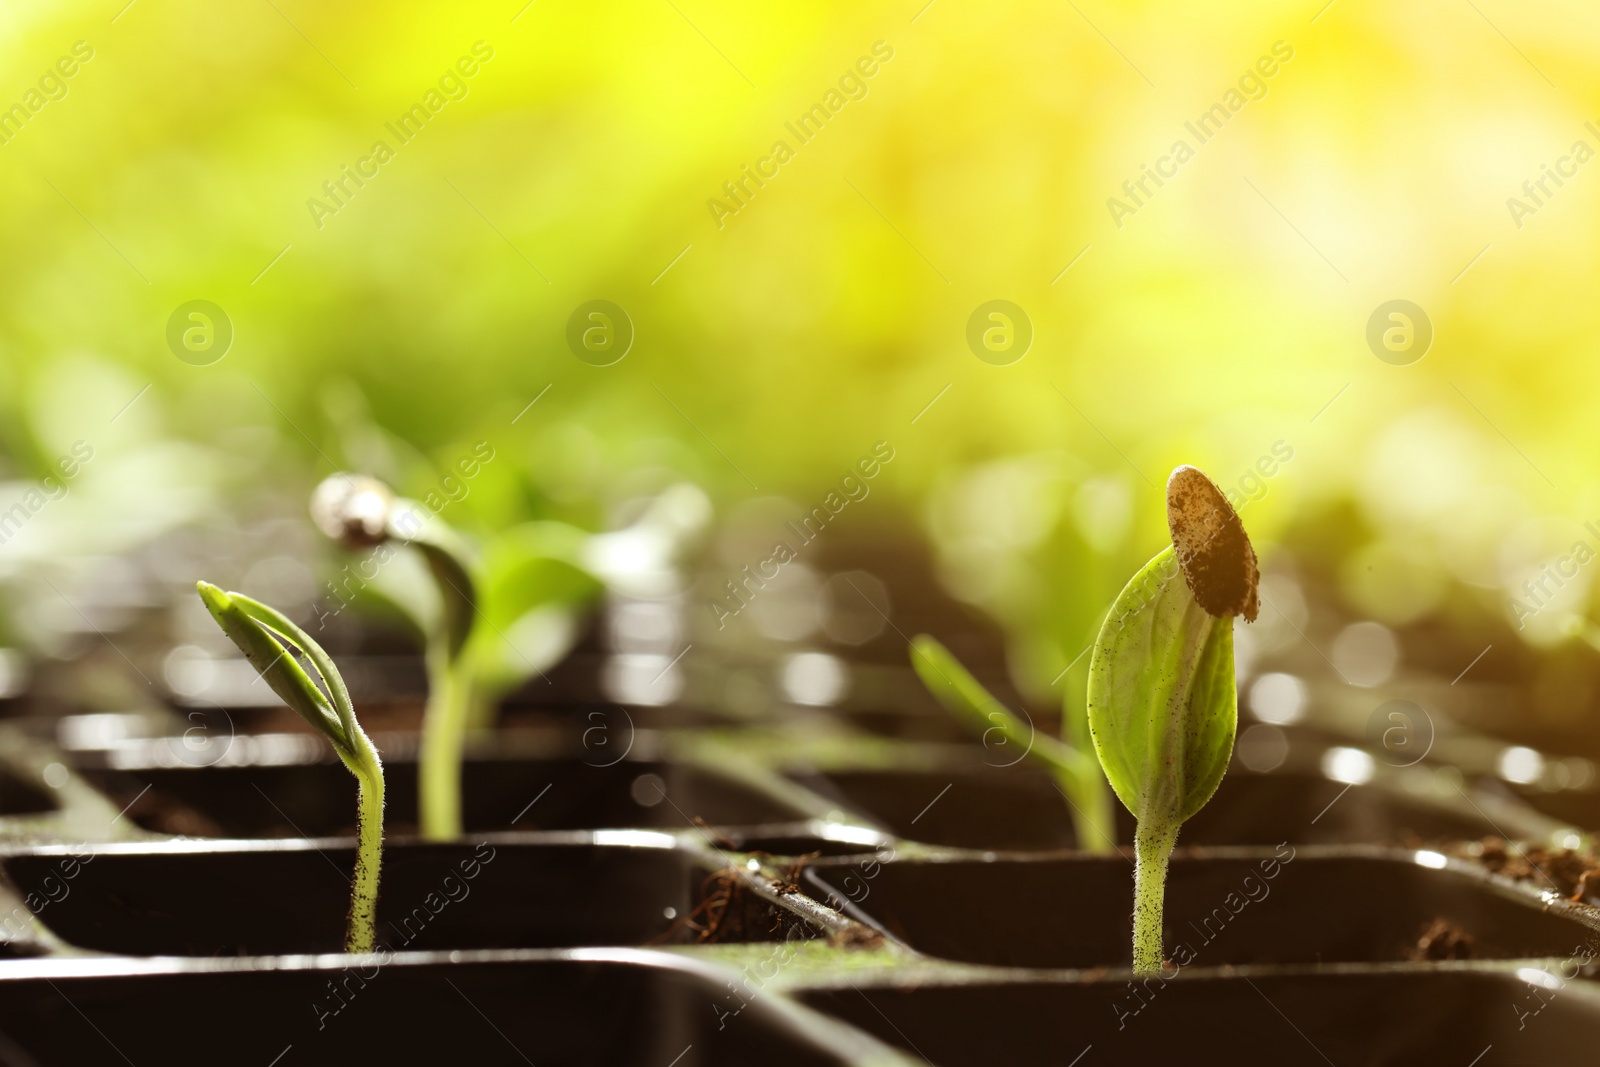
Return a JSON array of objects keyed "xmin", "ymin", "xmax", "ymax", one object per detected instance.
[{"xmin": 2, "ymin": 0, "xmax": 1599, "ymax": 666}]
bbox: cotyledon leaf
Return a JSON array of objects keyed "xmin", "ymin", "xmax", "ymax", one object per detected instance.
[
  {"xmin": 195, "ymin": 581, "xmax": 352, "ymax": 755},
  {"xmin": 1086, "ymin": 545, "xmax": 1237, "ymax": 827},
  {"xmin": 910, "ymin": 633, "xmax": 1095, "ymax": 781},
  {"xmin": 228, "ymin": 588, "xmax": 363, "ymax": 761},
  {"xmin": 409, "ymin": 530, "xmax": 477, "ymax": 661},
  {"xmin": 309, "ymin": 472, "xmax": 480, "ymax": 661}
]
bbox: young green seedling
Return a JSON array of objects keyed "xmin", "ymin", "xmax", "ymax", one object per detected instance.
[
  {"xmin": 196, "ymin": 581, "xmax": 385, "ymax": 952},
  {"xmin": 910, "ymin": 635, "xmax": 1115, "ymax": 854},
  {"xmin": 311, "ymin": 474, "xmax": 476, "ymax": 842},
  {"xmin": 1088, "ymin": 465, "xmax": 1258, "ymax": 974}
]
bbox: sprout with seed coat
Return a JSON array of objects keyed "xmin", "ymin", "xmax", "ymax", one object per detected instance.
[
  {"xmin": 311, "ymin": 473, "xmax": 477, "ymax": 842},
  {"xmin": 1088, "ymin": 465, "xmax": 1257, "ymax": 974}
]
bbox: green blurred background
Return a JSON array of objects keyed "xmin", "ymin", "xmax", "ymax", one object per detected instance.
[{"xmin": 2, "ymin": 0, "xmax": 1598, "ymax": 676}]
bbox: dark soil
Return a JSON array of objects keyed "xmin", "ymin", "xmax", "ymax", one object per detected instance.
[
  {"xmin": 655, "ymin": 848, "xmax": 820, "ymax": 946},
  {"xmin": 1467, "ymin": 837, "xmax": 1600, "ymax": 900},
  {"xmin": 1405, "ymin": 917, "xmax": 1475, "ymax": 961}
]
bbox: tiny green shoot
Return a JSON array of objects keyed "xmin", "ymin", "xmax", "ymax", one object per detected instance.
[
  {"xmin": 196, "ymin": 581, "xmax": 385, "ymax": 953},
  {"xmin": 1087, "ymin": 465, "xmax": 1258, "ymax": 974},
  {"xmin": 910, "ymin": 636, "xmax": 1115, "ymax": 853},
  {"xmin": 311, "ymin": 474, "xmax": 476, "ymax": 842}
]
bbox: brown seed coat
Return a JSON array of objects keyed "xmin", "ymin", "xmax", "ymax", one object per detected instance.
[{"xmin": 1165, "ymin": 465, "xmax": 1259, "ymax": 621}]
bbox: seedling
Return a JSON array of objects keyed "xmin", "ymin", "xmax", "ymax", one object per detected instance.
[
  {"xmin": 311, "ymin": 474, "xmax": 477, "ymax": 841},
  {"xmin": 196, "ymin": 581, "xmax": 384, "ymax": 952},
  {"xmin": 909, "ymin": 635, "xmax": 1115, "ymax": 854},
  {"xmin": 1088, "ymin": 465, "xmax": 1258, "ymax": 973},
  {"xmin": 310, "ymin": 473, "xmax": 615, "ymax": 839}
]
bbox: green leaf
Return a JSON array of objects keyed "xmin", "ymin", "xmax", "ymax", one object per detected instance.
[
  {"xmin": 1086, "ymin": 546, "xmax": 1237, "ymax": 828},
  {"xmin": 911, "ymin": 634, "xmax": 1117, "ymax": 855},
  {"xmin": 195, "ymin": 581, "xmax": 352, "ymax": 755},
  {"xmin": 383, "ymin": 503, "xmax": 478, "ymax": 661},
  {"xmin": 910, "ymin": 634, "xmax": 1083, "ymax": 775},
  {"xmin": 414, "ymin": 538, "xmax": 476, "ymax": 660},
  {"xmin": 230, "ymin": 589, "xmax": 360, "ymax": 759},
  {"xmin": 478, "ymin": 523, "xmax": 603, "ymax": 629}
]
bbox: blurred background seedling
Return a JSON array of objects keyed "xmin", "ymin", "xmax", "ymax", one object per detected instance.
[{"xmin": 910, "ymin": 634, "xmax": 1114, "ymax": 854}]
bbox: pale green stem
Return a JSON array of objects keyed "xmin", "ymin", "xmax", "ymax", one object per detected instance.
[
  {"xmin": 419, "ymin": 636, "xmax": 470, "ymax": 841},
  {"xmin": 1061, "ymin": 675, "xmax": 1117, "ymax": 855},
  {"xmin": 1057, "ymin": 762, "xmax": 1117, "ymax": 855},
  {"xmin": 463, "ymin": 677, "xmax": 497, "ymax": 734},
  {"xmin": 1132, "ymin": 819, "xmax": 1179, "ymax": 974},
  {"xmin": 336, "ymin": 732, "xmax": 385, "ymax": 953}
]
